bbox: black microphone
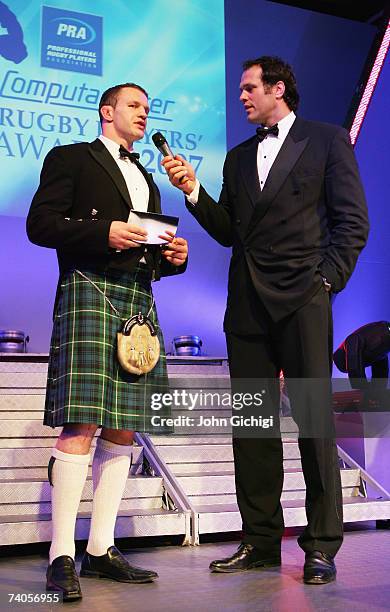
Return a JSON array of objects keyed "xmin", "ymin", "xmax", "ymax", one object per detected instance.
[
  {"xmin": 152, "ymin": 131, "xmax": 187, "ymax": 185},
  {"xmin": 152, "ymin": 131, "xmax": 174, "ymax": 157}
]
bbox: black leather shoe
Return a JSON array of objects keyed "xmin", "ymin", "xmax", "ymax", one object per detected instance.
[
  {"xmin": 46, "ymin": 555, "xmax": 82, "ymax": 602},
  {"xmin": 209, "ymin": 543, "xmax": 281, "ymax": 573},
  {"xmin": 80, "ymin": 546, "xmax": 158, "ymax": 583},
  {"xmin": 303, "ymin": 551, "xmax": 336, "ymax": 584}
]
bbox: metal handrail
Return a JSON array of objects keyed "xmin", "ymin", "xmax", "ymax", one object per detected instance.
[
  {"xmin": 337, "ymin": 444, "xmax": 390, "ymax": 500},
  {"xmin": 135, "ymin": 432, "xmax": 198, "ymax": 544}
]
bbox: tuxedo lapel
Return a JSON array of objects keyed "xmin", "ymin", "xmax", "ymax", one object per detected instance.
[
  {"xmin": 133, "ymin": 159, "xmax": 159, "ymax": 213},
  {"xmin": 89, "ymin": 139, "xmax": 133, "ymax": 209},
  {"xmin": 248, "ymin": 119, "xmax": 309, "ymax": 227},
  {"xmin": 239, "ymin": 137, "xmax": 261, "ymax": 208}
]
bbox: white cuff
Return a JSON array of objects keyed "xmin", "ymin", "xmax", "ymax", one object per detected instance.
[{"xmin": 185, "ymin": 179, "xmax": 200, "ymax": 206}]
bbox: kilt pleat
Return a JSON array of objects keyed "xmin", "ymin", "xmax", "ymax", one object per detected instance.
[{"xmin": 44, "ymin": 266, "xmax": 172, "ymax": 433}]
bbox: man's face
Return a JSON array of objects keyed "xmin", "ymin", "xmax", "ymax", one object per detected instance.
[
  {"xmin": 239, "ymin": 66, "xmax": 278, "ymax": 125},
  {"xmin": 103, "ymin": 87, "xmax": 149, "ymax": 143}
]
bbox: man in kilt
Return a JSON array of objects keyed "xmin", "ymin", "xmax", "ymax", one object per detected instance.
[{"xmin": 26, "ymin": 82, "xmax": 188, "ymax": 601}]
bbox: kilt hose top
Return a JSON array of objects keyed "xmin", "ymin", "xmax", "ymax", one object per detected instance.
[{"xmin": 44, "ymin": 264, "xmax": 173, "ymax": 434}]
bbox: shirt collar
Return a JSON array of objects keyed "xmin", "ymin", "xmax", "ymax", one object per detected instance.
[
  {"xmin": 274, "ymin": 111, "xmax": 296, "ymax": 140},
  {"xmin": 99, "ymin": 134, "xmax": 135, "ymax": 160}
]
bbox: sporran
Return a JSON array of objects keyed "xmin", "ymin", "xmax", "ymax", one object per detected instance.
[{"xmin": 75, "ymin": 269, "xmax": 159, "ymax": 375}]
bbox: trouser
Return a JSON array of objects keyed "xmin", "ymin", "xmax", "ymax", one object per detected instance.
[{"xmin": 226, "ymin": 286, "xmax": 343, "ymax": 557}]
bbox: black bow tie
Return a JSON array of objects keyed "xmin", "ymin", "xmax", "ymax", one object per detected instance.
[
  {"xmin": 119, "ymin": 145, "xmax": 140, "ymax": 162},
  {"xmin": 256, "ymin": 124, "xmax": 279, "ymax": 142}
]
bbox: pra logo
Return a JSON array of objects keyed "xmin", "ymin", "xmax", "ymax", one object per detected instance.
[
  {"xmin": 52, "ymin": 17, "xmax": 96, "ymax": 45},
  {"xmin": 41, "ymin": 6, "xmax": 102, "ymax": 76}
]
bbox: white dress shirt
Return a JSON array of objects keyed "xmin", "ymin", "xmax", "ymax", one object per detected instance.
[
  {"xmin": 187, "ymin": 111, "xmax": 296, "ymax": 203},
  {"xmin": 99, "ymin": 135, "xmax": 149, "ymax": 214},
  {"xmin": 99, "ymin": 135, "xmax": 149, "ymax": 260},
  {"xmin": 257, "ymin": 111, "xmax": 296, "ymax": 190}
]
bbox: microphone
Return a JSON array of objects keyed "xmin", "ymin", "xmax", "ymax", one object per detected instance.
[
  {"xmin": 152, "ymin": 131, "xmax": 174, "ymax": 157},
  {"xmin": 152, "ymin": 131, "xmax": 188, "ymax": 186}
]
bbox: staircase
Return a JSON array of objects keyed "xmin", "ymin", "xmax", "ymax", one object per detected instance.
[
  {"xmin": 1, "ymin": 354, "xmax": 389, "ymax": 546},
  {"xmin": 0, "ymin": 356, "xmax": 190, "ymax": 545},
  {"xmin": 151, "ymin": 426, "xmax": 390, "ymax": 542}
]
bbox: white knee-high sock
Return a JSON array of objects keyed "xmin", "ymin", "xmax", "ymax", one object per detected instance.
[
  {"xmin": 86, "ymin": 437, "xmax": 132, "ymax": 556},
  {"xmin": 49, "ymin": 448, "xmax": 90, "ymax": 564}
]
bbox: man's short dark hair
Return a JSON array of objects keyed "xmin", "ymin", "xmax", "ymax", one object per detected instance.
[
  {"xmin": 242, "ymin": 56, "xmax": 299, "ymax": 113},
  {"xmin": 98, "ymin": 82, "xmax": 148, "ymax": 124}
]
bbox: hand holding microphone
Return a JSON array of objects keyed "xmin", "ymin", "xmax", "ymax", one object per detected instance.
[{"xmin": 152, "ymin": 132, "xmax": 196, "ymax": 195}]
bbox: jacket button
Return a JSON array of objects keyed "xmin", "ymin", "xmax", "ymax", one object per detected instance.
[{"xmin": 236, "ymin": 219, "xmax": 241, "ymax": 225}]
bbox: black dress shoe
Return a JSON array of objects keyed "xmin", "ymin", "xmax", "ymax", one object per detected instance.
[
  {"xmin": 303, "ymin": 551, "xmax": 336, "ymax": 584},
  {"xmin": 80, "ymin": 546, "xmax": 158, "ymax": 583},
  {"xmin": 209, "ymin": 543, "xmax": 281, "ymax": 573},
  {"xmin": 46, "ymin": 555, "xmax": 82, "ymax": 602}
]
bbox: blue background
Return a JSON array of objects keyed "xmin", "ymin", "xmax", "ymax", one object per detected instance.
[{"xmin": 0, "ymin": 0, "xmax": 386, "ymax": 360}]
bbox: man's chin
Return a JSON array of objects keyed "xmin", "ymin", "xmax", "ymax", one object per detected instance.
[
  {"xmin": 244, "ymin": 110, "xmax": 257, "ymax": 123},
  {"xmin": 132, "ymin": 129, "xmax": 145, "ymax": 141},
  {"xmin": 246, "ymin": 115, "xmax": 258, "ymax": 124}
]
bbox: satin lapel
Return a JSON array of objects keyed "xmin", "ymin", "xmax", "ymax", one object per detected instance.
[
  {"xmin": 133, "ymin": 160, "xmax": 159, "ymax": 213},
  {"xmin": 88, "ymin": 139, "xmax": 132, "ymax": 209},
  {"xmin": 239, "ymin": 137, "xmax": 261, "ymax": 208},
  {"xmin": 249, "ymin": 128, "xmax": 309, "ymax": 227}
]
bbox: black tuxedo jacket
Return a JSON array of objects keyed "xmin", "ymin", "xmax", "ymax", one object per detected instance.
[
  {"xmin": 186, "ymin": 117, "xmax": 369, "ymax": 334},
  {"xmin": 27, "ymin": 138, "xmax": 185, "ymax": 280}
]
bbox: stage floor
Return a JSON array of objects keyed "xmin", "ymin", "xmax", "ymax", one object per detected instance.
[{"xmin": 0, "ymin": 529, "xmax": 389, "ymax": 611}]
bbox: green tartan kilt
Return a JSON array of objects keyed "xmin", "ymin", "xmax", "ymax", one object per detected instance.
[{"xmin": 44, "ymin": 265, "xmax": 172, "ymax": 433}]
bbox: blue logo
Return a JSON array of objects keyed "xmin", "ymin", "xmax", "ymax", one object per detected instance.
[
  {"xmin": 0, "ymin": 1, "xmax": 28, "ymax": 64},
  {"xmin": 41, "ymin": 6, "xmax": 102, "ymax": 76}
]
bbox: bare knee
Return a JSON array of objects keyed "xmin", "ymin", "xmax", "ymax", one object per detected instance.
[
  {"xmin": 100, "ymin": 428, "xmax": 134, "ymax": 446},
  {"xmin": 56, "ymin": 423, "xmax": 98, "ymax": 454}
]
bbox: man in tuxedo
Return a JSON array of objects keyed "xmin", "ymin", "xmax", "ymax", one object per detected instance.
[
  {"xmin": 163, "ymin": 56, "xmax": 369, "ymax": 584},
  {"xmin": 27, "ymin": 82, "xmax": 188, "ymax": 601}
]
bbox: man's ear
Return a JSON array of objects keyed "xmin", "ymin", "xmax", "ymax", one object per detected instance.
[
  {"xmin": 100, "ymin": 104, "xmax": 113, "ymax": 122},
  {"xmin": 274, "ymin": 80, "xmax": 286, "ymax": 101}
]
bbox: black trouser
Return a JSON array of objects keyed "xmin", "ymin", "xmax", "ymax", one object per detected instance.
[{"xmin": 226, "ymin": 286, "xmax": 343, "ymax": 557}]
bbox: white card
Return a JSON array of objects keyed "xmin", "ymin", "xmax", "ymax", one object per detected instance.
[{"xmin": 128, "ymin": 210, "xmax": 179, "ymax": 244}]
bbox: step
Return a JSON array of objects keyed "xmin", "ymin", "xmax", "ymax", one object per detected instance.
[
  {"xmin": 0, "ymin": 371, "xmax": 231, "ymax": 389},
  {"xmin": 0, "ymin": 508, "xmax": 187, "ymax": 545},
  {"xmin": 157, "ymin": 440, "xmax": 301, "ymax": 464},
  {"xmin": 0, "ymin": 495, "xmax": 165, "ymax": 517},
  {"xmin": 0, "ymin": 445, "xmax": 142, "ymax": 468},
  {"xmin": 176, "ymin": 469, "xmax": 360, "ymax": 496},
  {"xmin": 0, "ymin": 419, "xmax": 286, "ymax": 438},
  {"xmin": 151, "ymin": 435, "xmax": 233, "ymax": 445},
  {"xmin": 150, "ymin": 425, "xmax": 298, "ymax": 445},
  {"xmin": 0, "ymin": 395, "xmax": 45, "ymax": 411},
  {"xmin": 194, "ymin": 497, "xmax": 390, "ymax": 534},
  {"xmin": 1, "ymin": 355, "xmax": 230, "ymax": 376},
  {"xmin": 0, "ymin": 463, "xmax": 148, "ymax": 480},
  {"xmin": 186, "ymin": 486, "xmax": 360, "ymax": 506},
  {"xmin": 0, "ymin": 438, "xmax": 64, "ymax": 449},
  {"xmin": 0, "ymin": 361, "xmax": 49, "ymax": 373},
  {"xmin": 171, "ymin": 459, "xmax": 303, "ymax": 474},
  {"xmin": 0, "ymin": 412, "xmax": 45, "ymax": 422},
  {"xmin": 0, "ymin": 372, "xmax": 47, "ymax": 389},
  {"xmin": 0, "ymin": 474, "xmax": 164, "ymax": 505},
  {"xmin": 0, "ymin": 420, "xmax": 59, "ymax": 437}
]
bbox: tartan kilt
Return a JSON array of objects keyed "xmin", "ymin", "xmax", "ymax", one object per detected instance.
[{"xmin": 44, "ymin": 265, "xmax": 172, "ymax": 433}]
